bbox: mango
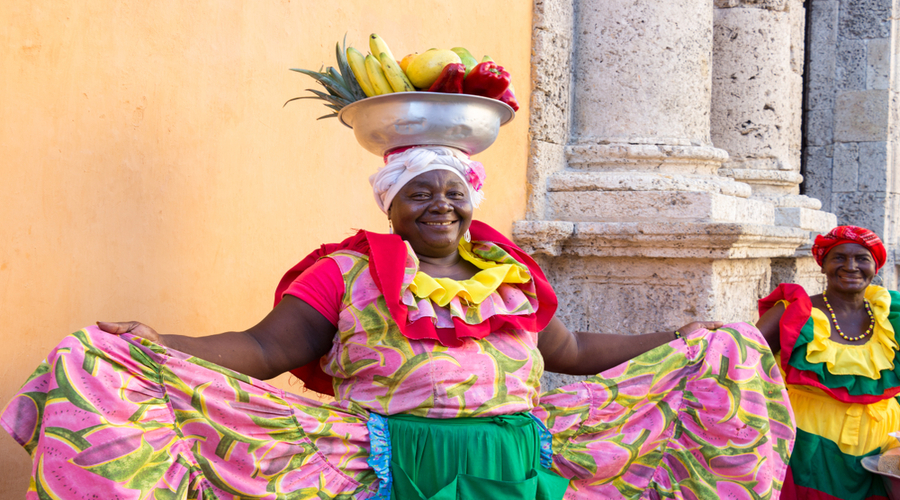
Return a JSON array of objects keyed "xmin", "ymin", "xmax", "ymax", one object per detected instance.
[{"xmin": 406, "ymin": 49, "xmax": 462, "ymax": 89}]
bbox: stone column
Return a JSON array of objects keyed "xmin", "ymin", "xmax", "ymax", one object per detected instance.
[
  {"xmin": 802, "ymin": 0, "xmax": 900, "ymax": 289},
  {"xmin": 520, "ymin": 0, "xmax": 807, "ymax": 388},
  {"xmin": 710, "ymin": 0, "xmax": 836, "ymax": 293}
]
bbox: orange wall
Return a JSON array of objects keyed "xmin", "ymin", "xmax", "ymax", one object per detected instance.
[{"xmin": 0, "ymin": 1, "xmax": 532, "ymax": 492}]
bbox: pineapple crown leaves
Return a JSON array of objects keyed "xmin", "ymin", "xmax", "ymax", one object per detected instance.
[{"xmin": 285, "ymin": 34, "xmax": 366, "ymax": 119}]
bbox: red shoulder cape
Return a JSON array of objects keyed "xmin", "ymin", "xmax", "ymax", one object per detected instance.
[{"xmin": 274, "ymin": 220, "xmax": 558, "ymax": 396}]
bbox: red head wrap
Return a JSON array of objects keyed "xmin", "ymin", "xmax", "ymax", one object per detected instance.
[{"xmin": 812, "ymin": 226, "xmax": 886, "ymax": 271}]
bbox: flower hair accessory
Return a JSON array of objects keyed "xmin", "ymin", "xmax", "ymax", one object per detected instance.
[{"xmin": 466, "ymin": 161, "xmax": 486, "ymax": 192}]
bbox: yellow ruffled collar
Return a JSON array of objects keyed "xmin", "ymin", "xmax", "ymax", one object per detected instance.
[
  {"xmin": 408, "ymin": 241, "xmax": 532, "ymax": 306},
  {"xmin": 806, "ymin": 286, "xmax": 899, "ymax": 379}
]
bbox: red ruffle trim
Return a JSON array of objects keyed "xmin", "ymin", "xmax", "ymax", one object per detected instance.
[
  {"xmin": 759, "ymin": 283, "xmax": 900, "ymax": 405},
  {"xmin": 274, "ymin": 220, "xmax": 558, "ymax": 396}
]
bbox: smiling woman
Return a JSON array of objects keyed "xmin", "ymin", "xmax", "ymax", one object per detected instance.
[
  {"xmin": 757, "ymin": 226, "xmax": 900, "ymax": 500},
  {"xmin": 2, "ymin": 141, "xmax": 796, "ymax": 498}
]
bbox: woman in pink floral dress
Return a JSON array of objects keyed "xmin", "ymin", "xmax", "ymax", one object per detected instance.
[{"xmin": 2, "ymin": 146, "xmax": 795, "ymax": 499}]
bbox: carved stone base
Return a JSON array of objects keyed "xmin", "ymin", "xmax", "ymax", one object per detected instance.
[
  {"xmin": 513, "ymin": 220, "xmax": 808, "ymax": 258},
  {"xmin": 537, "ymin": 254, "xmax": 774, "ymax": 390},
  {"xmin": 547, "ymin": 190, "xmax": 775, "ymax": 223},
  {"xmin": 774, "ymin": 206, "xmax": 837, "ymax": 232}
]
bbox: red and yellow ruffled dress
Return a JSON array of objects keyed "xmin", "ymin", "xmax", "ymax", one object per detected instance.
[{"xmin": 761, "ymin": 284, "xmax": 900, "ymax": 500}]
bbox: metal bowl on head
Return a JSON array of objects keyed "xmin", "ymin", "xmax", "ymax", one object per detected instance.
[{"xmin": 337, "ymin": 92, "xmax": 515, "ymax": 157}]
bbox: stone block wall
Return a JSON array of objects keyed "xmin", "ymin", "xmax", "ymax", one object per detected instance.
[{"xmin": 803, "ymin": 0, "xmax": 900, "ymax": 287}]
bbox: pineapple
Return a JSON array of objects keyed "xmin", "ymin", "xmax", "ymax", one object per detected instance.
[{"xmin": 286, "ymin": 34, "xmax": 367, "ymax": 119}]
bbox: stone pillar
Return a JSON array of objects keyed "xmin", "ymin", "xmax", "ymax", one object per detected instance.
[
  {"xmin": 521, "ymin": 0, "xmax": 807, "ymax": 388},
  {"xmin": 802, "ymin": 0, "xmax": 900, "ymax": 289},
  {"xmin": 710, "ymin": 0, "xmax": 836, "ymax": 293}
]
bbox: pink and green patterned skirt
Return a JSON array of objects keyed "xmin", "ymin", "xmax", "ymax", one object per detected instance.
[{"xmin": 2, "ymin": 323, "xmax": 794, "ymax": 499}]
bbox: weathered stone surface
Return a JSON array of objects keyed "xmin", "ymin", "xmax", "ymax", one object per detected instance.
[
  {"xmin": 536, "ymin": 254, "xmax": 761, "ymax": 331},
  {"xmin": 530, "ymin": 90, "xmax": 569, "ymax": 144},
  {"xmin": 770, "ymin": 256, "xmax": 826, "ymax": 295},
  {"xmin": 539, "ymin": 251, "xmax": 778, "ymax": 390},
  {"xmin": 755, "ymin": 193, "xmax": 823, "ymax": 209},
  {"xmin": 525, "ymin": 0, "xmax": 842, "ymax": 392},
  {"xmin": 832, "ymin": 142, "xmax": 859, "ymax": 192},
  {"xmin": 566, "ymin": 143, "xmax": 728, "ymax": 175},
  {"xmin": 832, "ymin": 191, "xmax": 888, "ymax": 232},
  {"xmin": 806, "ymin": 108, "xmax": 835, "ymax": 146},
  {"xmin": 806, "ymin": 1, "xmax": 839, "ymax": 111},
  {"xmin": 514, "ymin": 220, "xmax": 808, "ymax": 259},
  {"xmin": 549, "ymin": 171, "xmax": 752, "ymax": 197},
  {"xmin": 528, "ymin": 0, "xmax": 574, "ymax": 221},
  {"xmin": 712, "ymin": 258, "xmax": 774, "ymax": 322},
  {"xmin": 838, "ymin": 0, "xmax": 892, "ymax": 40},
  {"xmin": 789, "ymin": 70, "xmax": 803, "ymax": 163},
  {"xmin": 714, "ymin": 0, "xmax": 788, "ymax": 10},
  {"xmin": 546, "ymin": 191, "xmax": 774, "ymax": 224},
  {"xmin": 834, "ymin": 90, "xmax": 890, "ymax": 142},
  {"xmin": 530, "ymin": 27, "xmax": 571, "ymax": 145},
  {"xmin": 572, "ymin": 0, "xmax": 713, "ymax": 145},
  {"xmin": 836, "ymin": 39, "xmax": 867, "ymax": 91},
  {"xmin": 711, "ymin": 8, "xmax": 796, "ymax": 174},
  {"xmin": 510, "ymin": 220, "xmax": 574, "ymax": 257},
  {"xmin": 532, "ymin": 0, "xmax": 573, "ymax": 30},
  {"xmin": 859, "ymin": 141, "xmax": 888, "ymax": 192},
  {"xmin": 789, "ymin": 0, "xmax": 806, "ymax": 74},
  {"xmin": 774, "ymin": 206, "xmax": 838, "ymax": 231},
  {"xmin": 526, "ymin": 141, "xmax": 567, "ymax": 219},
  {"xmin": 721, "ymin": 168, "xmax": 803, "ymax": 196},
  {"xmin": 867, "ymin": 37, "xmax": 891, "ymax": 90},
  {"xmin": 531, "ymin": 29, "xmax": 571, "ymax": 100},
  {"xmin": 802, "ymin": 146, "xmax": 834, "ymax": 211}
]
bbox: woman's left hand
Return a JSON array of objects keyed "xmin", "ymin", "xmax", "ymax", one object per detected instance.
[{"xmin": 676, "ymin": 321, "xmax": 724, "ymax": 336}]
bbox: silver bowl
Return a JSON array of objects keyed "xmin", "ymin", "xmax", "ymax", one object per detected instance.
[{"xmin": 338, "ymin": 92, "xmax": 515, "ymax": 156}]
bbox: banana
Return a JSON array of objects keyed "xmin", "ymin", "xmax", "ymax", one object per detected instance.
[
  {"xmin": 365, "ymin": 54, "xmax": 394, "ymax": 95},
  {"xmin": 379, "ymin": 52, "xmax": 414, "ymax": 92},
  {"xmin": 346, "ymin": 47, "xmax": 376, "ymax": 97},
  {"xmin": 369, "ymin": 33, "xmax": 396, "ymax": 65}
]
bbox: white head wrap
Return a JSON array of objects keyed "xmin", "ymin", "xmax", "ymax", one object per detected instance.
[{"xmin": 369, "ymin": 146, "xmax": 486, "ymax": 214}]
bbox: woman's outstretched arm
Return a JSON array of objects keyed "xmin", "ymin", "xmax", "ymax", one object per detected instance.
[
  {"xmin": 754, "ymin": 301, "xmax": 785, "ymax": 352},
  {"xmin": 97, "ymin": 295, "xmax": 336, "ymax": 380},
  {"xmin": 537, "ymin": 316, "xmax": 723, "ymax": 375}
]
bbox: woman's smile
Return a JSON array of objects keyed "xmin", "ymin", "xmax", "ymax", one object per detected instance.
[{"xmin": 389, "ymin": 169, "xmax": 474, "ymax": 259}]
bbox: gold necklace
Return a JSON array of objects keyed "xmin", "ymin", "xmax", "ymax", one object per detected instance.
[{"xmin": 823, "ymin": 294, "xmax": 874, "ymax": 341}]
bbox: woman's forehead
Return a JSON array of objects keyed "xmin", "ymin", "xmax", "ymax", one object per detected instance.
[
  {"xmin": 405, "ymin": 170, "xmax": 466, "ymax": 187},
  {"xmin": 827, "ymin": 242, "xmax": 873, "ymax": 257}
]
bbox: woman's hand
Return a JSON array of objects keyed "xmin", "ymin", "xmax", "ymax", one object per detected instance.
[
  {"xmin": 97, "ymin": 321, "xmax": 164, "ymax": 345},
  {"xmin": 675, "ymin": 321, "xmax": 724, "ymax": 337}
]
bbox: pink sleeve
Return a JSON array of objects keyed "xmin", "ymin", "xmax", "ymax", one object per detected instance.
[{"xmin": 281, "ymin": 257, "xmax": 344, "ymax": 327}]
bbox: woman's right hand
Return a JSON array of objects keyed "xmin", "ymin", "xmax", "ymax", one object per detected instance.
[{"xmin": 97, "ymin": 321, "xmax": 164, "ymax": 346}]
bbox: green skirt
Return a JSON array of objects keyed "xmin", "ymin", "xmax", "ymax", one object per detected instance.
[{"xmin": 381, "ymin": 413, "xmax": 569, "ymax": 500}]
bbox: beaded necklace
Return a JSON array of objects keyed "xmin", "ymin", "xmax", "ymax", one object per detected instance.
[{"xmin": 822, "ymin": 294, "xmax": 874, "ymax": 342}]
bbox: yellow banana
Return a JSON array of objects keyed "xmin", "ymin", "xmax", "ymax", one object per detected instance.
[
  {"xmin": 365, "ymin": 54, "xmax": 394, "ymax": 95},
  {"xmin": 379, "ymin": 52, "xmax": 414, "ymax": 92},
  {"xmin": 346, "ymin": 47, "xmax": 376, "ymax": 97},
  {"xmin": 369, "ymin": 33, "xmax": 396, "ymax": 65}
]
